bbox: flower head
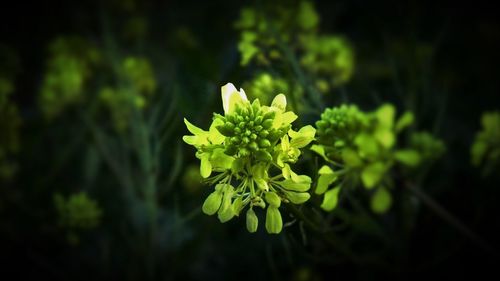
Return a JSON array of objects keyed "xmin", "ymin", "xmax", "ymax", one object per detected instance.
[{"xmin": 183, "ymin": 83, "xmax": 315, "ymax": 234}]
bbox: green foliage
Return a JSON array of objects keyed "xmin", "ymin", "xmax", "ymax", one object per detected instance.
[
  {"xmin": 300, "ymin": 35, "xmax": 355, "ymax": 89},
  {"xmin": 471, "ymin": 111, "xmax": 500, "ymax": 175},
  {"xmin": 38, "ymin": 36, "xmax": 101, "ymax": 119},
  {"xmin": 242, "ymin": 72, "xmax": 303, "ymax": 108},
  {"xmin": 54, "ymin": 192, "xmax": 102, "ymax": 230},
  {"xmin": 183, "ymin": 83, "xmax": 315, "ymax": 233},
  {"xmin": 99, "ymin": 56, "xmax": 157, "ymax": 131},
  {"xmin": 234, "ymin": 1, "xmax": 319, "ymax": 66},
  {"xmin": 0, "ymin": 77, "xmax": 21, "ymax": 180},
  {"xmin": 409, "ymin": 131, "xmax": 446, "ymax": 164}
]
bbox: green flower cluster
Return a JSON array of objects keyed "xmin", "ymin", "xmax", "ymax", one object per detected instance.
[
  {"xmin": 39, "ymin": 36, "xmax": 101, "ymax": 118},
  {"xmin": 54, "ymin": 192, "xmax": 102, "ymax": 230},
  {"xmin": 99, "ymin": 56, "xmax": 156, "ymax": 131},
  {"xmin": 300, "ymin": 35, "xmax": 355, "ymax": 90},
  {"xmin": 183, "ymin": 83, "xmax": 315, "ymax": 234},
  {"xmin": 242, "ymin": 72, "xmax": 303, "ymax": 109},
  {"xmin": 0, "ymin": 77, "xmax": 21, "ymax": 180},
  {"xmin": 471, "ymin": 111, "xmax": 500, "ymax": 175},
  {"xmin": 235, "ymin": 2, "xmax": 355, "ymax": 92},
  {"xmin": 312, "ymin": 104, "xmax": 422, "ymax": 213},
  {"xmin": 234, "ymin": 1, "xmax": 319, "ymax": 66}
]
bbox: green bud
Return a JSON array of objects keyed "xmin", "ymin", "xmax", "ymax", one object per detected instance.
[
  {"xmin": 255, "ymin": 150, "xmax": 272, "ymax": 162},
  {"xmin": 265, "ymin": 206, "xmax": 283, "ymax": 234},
  {"xmin": 259, "ymin": 130, "xmax": 269, "ymax": 138},
  {"xmin": 246, "ymin": 208, "xmax": 259, "ymax": 233},
  {"xmin": 259, "ymin": 139, "xmax": 271, "ymax": 148},
  {"xmin": 262, "ymin": 119, "xmax": 274, "ymax": 129},
  {"xmin": 265, "ymin": 192, "xmax": 281, "ymax": 207},
  {"xmin": 202, "ymin": 191, "xmax": 222, "ymax": 215}
]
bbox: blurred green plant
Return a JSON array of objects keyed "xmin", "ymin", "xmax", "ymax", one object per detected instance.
[
  {"xmin": 0, "ymin": 77, "xmax": 21, "ymax": 180},
  {"xmin": 54, "ymin": 192, "xmax": 102, "ymax": 244},
  {"xmin": 183, "ymin": 83, "xmax": 315, "ymax": 233},
  {"xmin": 471, "ymin": 111, "xmax": 500, "ymax": 176},
  {"xmin": 242, "ymin": 72, "xmax": 303, "ymax": 109},
  {"xmin": 300, "ymin": 35, "xmax": 355, "ymax": 91},
  {"xmin": 38, "ymin": 36, "xmax": 101, "ymax": 119},
  {"xmin": 234, "ymin": 1, "xmax": 319, "ymax": 66},
  {"xmin": 99, "ymin": 56, "xmax": 157, "ymax": 131},
  {"xmin": 311, "ymin": 104, "xmax": 439, "ymax": 213}
]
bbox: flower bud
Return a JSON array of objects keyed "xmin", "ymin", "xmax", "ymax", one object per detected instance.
[{"xmin": 246, "ymin": 208, "xmax": 259, "ymax": 233}]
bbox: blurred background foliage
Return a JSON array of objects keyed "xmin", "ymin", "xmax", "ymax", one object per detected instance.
[{"xmin": 1, "ymin": 0, "xmax": 499, "ymax": 280}]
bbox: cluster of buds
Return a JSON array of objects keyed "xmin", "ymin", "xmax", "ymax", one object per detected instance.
[{"xmin": 183, "ymin": 83, "xmax": 315, "ymax": 234}]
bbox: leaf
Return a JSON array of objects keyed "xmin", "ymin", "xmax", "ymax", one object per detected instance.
[
  {"xmin": 184, "ymin": 118, "xmax": 205, "ymax": 135},
  {"xmin": 395, "ymin": 111, "xmax": 414, "ymax": 132},
  {"xmin": 281, "ymin": 111, "xmax": 298, "ymax": 125},
  {"xmin": 394, "ymin": 149, "xmax": 421, "ymax": 167},
  {"xmin": 371, "ymin": 187, "xmax": 392, "ymax": 214},
  {"xmin": 278, "ymin": 179, "xmax": 311, "ymax": 192},
  {"xmin": 310, "ymin": 144, "xmax": 330, "ymax": 162},
  {"xmin": 200, "ymin": 154, "xmax": 212, "ymax": 178},
  {"xmin": 315, "ymin": 165, "xmax": 337, "ymax": 195},
  {"xmin": 265, "ymin": 206, "xmax": 283, "ymax": 234},
  {"xmin": 208, "ymin": 118, "xmax": 226, "ymax": 144},
  {"xmin": 342, "ymin": 148, "xmax": 363, "ymax": 167},
  {"xmin": 321, "ymin": 186, "xmax": 341, "ymax": 211},
  {"xmin": 355, "ymin": 133, "xmax": 379, "ymax": 158},
  {"xmin": 376, "ymin": 104, "xmax": 395, "ymax": 129},
  {"xmin": 210, "ymin": 148, "xmax": 235, "ymax": 170},
  {"xmin": 283, "ymin": 191, "xmax": 310, "ymax": 204},
  {"xmin": 202, "ymin": 191, "xmax": 222, "ymax": 215},
  {"xmin": 374, "ymin": 128, "xmax": 395, "ymax": 149},
  {"xmin": 289, "ymin": 125, "xmax": 316, "ymax": 148},
  {"xmin": 361, "ymin": 162, "xmax": 386, "ymax": 189}
]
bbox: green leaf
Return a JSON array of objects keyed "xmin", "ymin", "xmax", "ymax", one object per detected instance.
[
  {"xmin": 289, "ymin": 125, "xmax": 316, "ymax": 148},
  {"xmin": 361, "ymin": 162, "xmax": 386, "ymax": 189},
  {"xmin": 371, "ymin": 187, "xmax": 392, "ymax": 214},
  {"xmin": 283, "ymin": 191, "xmax": 310, "ymax": 204},
  {"xmin": 321, "ymin": 186, "xmax": 341, "ymax": 211},
  {"xmin": 394, "ymin": 149, "xmax": 421, "ymax": 167},
  {"xmin": 395, "ymin": 111, "xmax": 414, "ymax": 132},
  {"xmin": 281, "ymin": 111, "xmax": 298, "ymax": 125},
  {"xmin": 376, "ymin": 104, "xmax": 395, "ymax": 129},
  {"xmin": 200, "ymin": 154, "xmax": 212, "ymax": 178},
  {"xmin": 278, "ymin": 179, "xmax": 311, "ymax": 192},
  {"xmin": 355, "ymin": 133, "xmax": 379, "ymax": 158},
  {"xmin": 184, "ymin": 118, "xmax": 205, "ymax": 135},
  {"xmin": 210, "ymin": 148, "xmax": 235, "ymax": 170},
  {"xmin": 265, "ymin": 206, "xmax": 283, "ymax": 234},
  {"xmin": 471, "ymin": 141, "xmax": 487, "ymax": 166},
  {"xmin": 342, "ymin": 148, "xmax": 363, "ymax": 167},
  {"xmin": 315, "ymin": 165, "xmax": 337, "ymax": 195},
  {"xmin": 310, "ymin": 144, "xmax": 330, "ymax": 162},
  {"xmin": 202, "ymin": 191, "xmax": 222, "ymax": 215},
  {"xmin": 374, "ymin": 128, "xmax": 395, "ymax": 149},
  {"xmin": 246, "ymin": 208, "xmax": 259, "ymax": 233}
]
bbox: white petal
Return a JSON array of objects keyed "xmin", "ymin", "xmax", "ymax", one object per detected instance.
[
  {"xmin": 221, "ymin": 83, "xmax": 238, "ymax": 114},
  {"xmin": 271, "ymin": 94, "xmax": 287, "ymax": 112},
  {"xmin": 239, "ymin": 88, "xmax": 248, "ymax": 101}
]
